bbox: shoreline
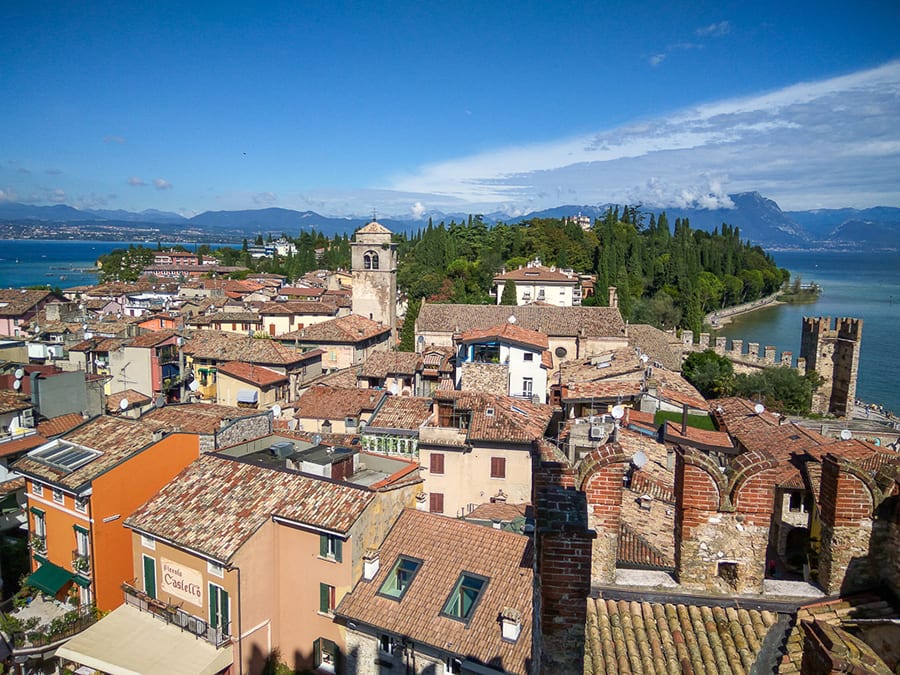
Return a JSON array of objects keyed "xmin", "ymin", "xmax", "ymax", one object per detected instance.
[{"xmin": 704, "ymin": 292, "xmax": 783, "ymax": 328}]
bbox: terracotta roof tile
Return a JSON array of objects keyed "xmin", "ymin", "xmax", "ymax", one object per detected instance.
[
  {"xmin": 366, "ymin": 396, "xmax": 433, "ymax": 431},
  {"xmin": 358, "ymin": 351, "xmax": 422, "ymax": 378},
  {"xmin": 336, "ymin": 509, "xmax": 533, "ymax": 675},
  {"xmin": 585, "ymin": 598, "xmax": 780, "ymax": 675},
  {"xmin": 458, "ymin": 323, "xmax": 549, "ymax": 350},
  {"xmin": 627, "ymin": 324, "xmax": 685, "ymax": 371},
  {"xmin": 427, "ymin": 391, "xmax": 553, "ymax": 444},
  {"xmin": 493, "ymin": 265, "xmax": 577, "ymax": 282},
  {"xmin": 217, "ymin": 361, "xmax": 288, "ymax": 387},
  {"xmin": 182, "ymin": 331, "xmax": 311, "ymax": 366},
  {"xmin": 0, "ymin": 391, "xmax": 31, "ymax": 414},
  {"xmin": 0, "ymin": 289, "xmax": 57, "ymax": 316},
  {"xmin": 106, "ymin": 389, "xmax": 152, "ymax": 412},
  {"xmin": 140, "ymin": 403, "xmax": 267, "ymax": 434},
  {"xmin": 417, "ymin": 303, "xmax": 625, "ymax": 339},
  {"xmin": 290, "ymin": 314, "xmax": 391, "ymax": 344},
  {"xmin": 294, "ymin": 387, "xmax": 386, "ymax": 420},
  {"xmin": 0, "ymin": 433, "xmax": 49, "ymax": 459},
  {"xmin": 125, "ymin": 454, "xmax": 376, "ymax": 562},
  {"xmin": 36, "ymin": 413, "xmax": 87, "ymax": 438}
]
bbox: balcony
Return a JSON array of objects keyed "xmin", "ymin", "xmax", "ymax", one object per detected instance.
[
  {"xmin": 30, "ymin": 534, "xmax": 47, "ymax": 555},
  {"xmin": 72, "ymin": 550, "xmax": 91, "ymax": 576},
  {"xmin": 122, "ymin": 582, "xmax": 231, "ymax": 648}
]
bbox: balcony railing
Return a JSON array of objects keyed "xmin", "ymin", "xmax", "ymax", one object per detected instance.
[
  {"xmin": 122, "ymin": 582, "xmax": 231, "ymax": 648},
  {"xmin": 72, "ymin": 549, "xmax": 91, "ymax": 575},
  {"xmin": 30, "ymin": 534, "xmax": 47, "ymax": 555}
]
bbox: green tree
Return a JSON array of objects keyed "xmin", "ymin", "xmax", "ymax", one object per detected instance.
[
  {"xmin": 399, "ymin": 298, "xmax": 421, "ymax": 352},
  {"xmin": 682, "ymin": 350, "xmax": 735, "ymax": 399},
  {"xmin": 500, "ymin": 280, "xmax": 517, "ymax": 305},
  {"xmin": 733, "ymin": 368, "xmax": 823, "ymax": 415}
]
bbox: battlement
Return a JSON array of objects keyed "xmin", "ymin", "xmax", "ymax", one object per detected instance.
[
  {"xmin": 681, "ymin": 330, "xmax": 797, "ymax": 370},
  {"xmin": 801, "ymin": 316, "xmax": 863, "ymax": 341},
  {"xmin": 799, "ymin": 316, "xmax": 863, "ymax": 417}
]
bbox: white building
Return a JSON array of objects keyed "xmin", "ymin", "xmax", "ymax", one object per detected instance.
[{"xmin": 492, "ymin": 259, "xmax": 582, "ymax": 306}]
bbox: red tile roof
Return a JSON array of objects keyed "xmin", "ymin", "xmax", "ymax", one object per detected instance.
[
  {"xmin": 0, "ymin": 433, "xmax": 49, "ymax": 459},
  {"xmin": 290, "ymin": 314, "xmax": 391, "ymax": 344},
  {"xmin": 36, "ymin": 413, "xmax": 87, "ymax": 438},
  {"xmin": 125, "ymin": 454, "xmax": 376, "ymax": 562},
  {"xmin": 336, "ymin": 509, "xmax": 533, "ymax": 675},
  {"xmin": 217, "ymin": 361, "xmax": 288, "ymax": 387},
  {"xmin": 458, "ymin": 322, "xmax": 549, "ymax": 350},
  {"xmin": 294, "ymin": 387, "xmax": 386, "ymax": 420}
]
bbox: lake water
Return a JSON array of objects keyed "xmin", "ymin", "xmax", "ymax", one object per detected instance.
[
  {"xmin": 717, "ymin": 250, "xmax": 900, "ymax": 413},
  {"xmin": 0, "ymin": 240, "xmax": 227, "ymax": 288}
]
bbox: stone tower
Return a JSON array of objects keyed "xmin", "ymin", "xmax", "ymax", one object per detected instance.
[
  {"xmin": 351, "ymin": 220, "xmax": 397, "ymax": 334},
  {"xmin": 799, "ymin": 316, "xmax": 862, "ymax": 417}
]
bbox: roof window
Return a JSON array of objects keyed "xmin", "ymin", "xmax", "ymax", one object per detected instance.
[
  {"xmin": 28, "ymin": 440, "xmax": 101, "ymax": 474},
  {"xmin": 378, "ymin": 556, "xmax": 422, "ymax": 600},
  {"xmin": 442, "ymin": 572, "xmax": 488, "ymax": 622}
]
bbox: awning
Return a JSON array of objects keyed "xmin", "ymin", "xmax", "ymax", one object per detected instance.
[
  {"xmin": 236, "ymin": 389, "xmax": 259, "ymax": 404},
  {"xmin": 57, "ymin": 604, "xmax": 233, "ymax": 675},
  {"xmin": 27, "ymin": 561, "xmax": 73, "ymax": 595}
]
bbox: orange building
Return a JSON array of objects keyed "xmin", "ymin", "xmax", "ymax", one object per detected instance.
[{"xmin": 14, "ymin": 416, "xmax": 201, "ymax": 610}]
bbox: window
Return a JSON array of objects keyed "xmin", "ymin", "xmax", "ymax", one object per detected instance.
[
  {"xmin": 52, "ymin": 489, "xmax": 64, "ymax": 505},
  {"xmin": 788, "ymin": 492, "xmax": 802, "ymax": 513},
  {"xmin": 32, "ymin": 482, "xmax": 43, "ymax": 497},
  {"xmin": 143, "ymin": 555, "xmax": 156, "ymax": 599},
  {"xmin": 378, "ymin": 556, "xmax": 422, "ymax": 600},
  {"xmin": 319, "ymin": 583, "xmax": 336, "ymax": 614},
  {"xmin": 313, "ymin": 637, "xmax": 338, "ymax": 672},
  {"xmin": 319, "ymin": 533, "xmax": 342, "ymax": 562},
  {"xmin": 75, "ymin": 497, "xmax": 88, "ymax": 513},
  {"xmin": 522, "ymin": 378, "xmax": 533, "ymax": 397},
  {"xmin": 442, "ymin": 573, "xmax": 488, "ymax": 622},
  {"xmin": 490, "ymin": 457, "xmax": 506, "ymax": 479},
  {"xmin": 430, "ymin": 492, "xmax": 444, "ymax": 514},
  {"xmin": 445, "ymin": 657, "xmax": 462, "ymax": 674},
  {"xmin": 430, "ymin": 453, "xmax": 445, "ymax": 475},
  {"xmin": 523, "ymin": 353, "xmax": 534, "ymax": 361},
  {"xmin": 210, "ymin": 583, "xmax": 230, "ymax": 635},
  {"xmin": 379, "ymin": 634, "xmax": 396, "ymax": 654}
]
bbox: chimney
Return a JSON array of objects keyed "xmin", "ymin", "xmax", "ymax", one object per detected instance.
[
  {"xmin": 500, "ymin": 607, "xmax": 522, "ymax": 642},
  {"xmin": 363, "ymin": 549, "xmax": 380, "ymax": 581},
  {"xmin": 415, "ymin": 493, "xmax": 428, "ymax": 511},
  {"xmin": 681, "ymin": 404, "xmax": 689, "ymax": 436}
]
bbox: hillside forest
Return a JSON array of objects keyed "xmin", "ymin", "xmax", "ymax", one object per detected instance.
[{"xmin": 99, "ymin": 207, "xmax": 789, "ymax": 335}]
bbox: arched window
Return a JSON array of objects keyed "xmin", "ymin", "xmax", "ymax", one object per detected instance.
[{"xmin": 364, "ymin": 250, "xmax": 379, "ymax": 270}]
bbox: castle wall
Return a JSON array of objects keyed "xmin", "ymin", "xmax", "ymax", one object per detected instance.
[{"xmin": 800, "ymin": 317, "xmax": 862, "ymax": 417}]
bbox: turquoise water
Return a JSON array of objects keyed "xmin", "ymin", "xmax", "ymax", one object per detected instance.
[
  {"xmin": 0, "ymin": 240, "xmax": 226, "ymax": 288},
  {"xmin": 717, "ymin": 250, "xmax": 900, "ymax": 413}
]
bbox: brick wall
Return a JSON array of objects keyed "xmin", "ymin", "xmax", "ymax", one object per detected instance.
[{"xmin": 818, "ymin": 454, "xmax": 877, "ymax": 594}]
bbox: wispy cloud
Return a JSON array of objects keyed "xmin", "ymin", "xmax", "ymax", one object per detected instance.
[
  {"xmin": 253, "ymin": 191, "xmax": 278, "ymax": 205},
  {"xmin": 153, "ymin": 178, "xmax": 173, "ymax": 190},
  {"xmin": 410, "ymin": 201, "xmax": 427, "ymax": 219},
  {"xmin": 103, "ymin": 135, "xmax": 126, "ymax": 144},
  {"xmin": 127, "ymin": 176, "xmax": 146, "ymax": 186},
  {"xmin": 49, "ymin": 189, "xmax": 66, "ymax": 203},
  {"xmin": 696, "ymin": 21, "xmax": 731, "ymax": 37},
  {"xmin": 389, "ymin": 61, "xmax": 900, "ymax": 212}
]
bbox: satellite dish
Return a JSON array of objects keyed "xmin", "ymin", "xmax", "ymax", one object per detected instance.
[
  {"xmin": 839, "ymin": 429, "xmax": 852, "ymax": 441},
  {"xmin": 272, "ymin": 404, "xmax": 282, "ymax": 417},
  {"xmin": 313, "ymin": 434, "xmax": 322, "ymax": 446},
  {"xmin": 188, "ymin": 380, "xmax": 200, "ymax": 392},
  {"xmin": 12, "ymin": 380, "xmax": 21, "ymax": 391},
  {"xmin": 632, "ymin": 451, "xmax": 648, "ymax": 469},
  {"xmin": 288, "ymin": 419, "xmax": 298, "ymax": 431},
  {"xmin": 390, "ymin": 382, "xmax": 399, "ymax": 395},
  {"xmin": 14, "ymin": 368, "xmax": 24, "ymax": 380},
  {"xmin": 508, "ymin": 315, "xmax": 517, "ymax": 324},
  {"xmin": 611, "ymin": 405, "xmax": 625, "ymax": 420},
  {"xmin": 119, "ymin": 398, "xmax": 129, "ymax": 410},
  {"xmin": 753, "ymin": 403, "xmax": 765, "ymax": 414},
  {"xmin": 155, "ymin": 396, "xmax": 166, "ymax": 408},
  {"xmin": 640, "ymin": 354, "xmax": 649, "ymax": 364}
]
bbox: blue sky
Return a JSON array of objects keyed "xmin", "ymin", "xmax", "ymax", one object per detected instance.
[{"xmin": 2, "ymin": 1, "xmax": 899, "ymax": 218}]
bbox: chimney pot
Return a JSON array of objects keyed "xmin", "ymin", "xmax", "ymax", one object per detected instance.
[
  {"xmin": 500, "ymin": 607, "xmax": 522, "ymax": 641},
  {"xmin": 363, "ymin": 549, "xmax": 380, "ymax": 581}
]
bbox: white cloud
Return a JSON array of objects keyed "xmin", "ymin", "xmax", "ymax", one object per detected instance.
[
  {"xmin": 648, "ymin": 53, "xmax": 666, "ymax": 67},
  {"xmin": 410, "ymin": 201, "xmax": 427, "ymax": 219},
  {"xmin": 388, "ymin": 60, "xmax": 900, "ymax": 211},
  {"xmin": 696, "ymin": 21, "xmax": 731, "ymax": 37},
  {"xmin": 49, "ymin": 189, "xmax": 66, "ymax": 203},
  {"xmin": 103, "ymin": 135, "xmax": 126, "ymax": 144},
  {"xmin": 253, "ymin": 191, "xmax": 278, "ymax": 205},
  {"xmin": 153, "ymin": 178, "xmax": 173, "ymax": 190},
  {"xmin": 0, "ymin": 188, "xmax": 15, "ymax": 202},
  {"xmin": 127, "ymin": 176, "xmax": 146, "ymax": 186}
]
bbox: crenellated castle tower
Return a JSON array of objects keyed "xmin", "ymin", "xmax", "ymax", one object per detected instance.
[{"xmin": 799, "ymin": 316, "xmax": 862, "ymax": 417}]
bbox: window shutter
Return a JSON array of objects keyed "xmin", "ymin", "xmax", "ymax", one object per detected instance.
[
  {"xmin": 320, "ymin": 533, "xmax": 328, "ymax": 557},
  {"xmin": 313, "ymin": 638, "xmax": 321, "ymax": 666},
  {"xmin": 221, "ymin": 589, "xmax": 230, "ymax": 634},
  {"xmin": 430, "ymin": 453, "xmax": 444, "ymax": 474},
  {"xmin": 430, "ymin": 492, "xmax": 444, "ymax": 514},
  {"xmin": 335, "ymin": 538, "xmax": 342, "ymax": 563},
  {"xmin": 320, "ymin": 583, "xmax": 330, "ymax": 613},
  {"xmin": 143, "ymin": 556, "xmax": 156, "ymax": 599},
  {"xmin": 209, "ymin": 583, "xmax": 218, "ymax": 628},
  {"xmin": 491, "ymin": 457, "xmax": 506, "ymax": 478}
]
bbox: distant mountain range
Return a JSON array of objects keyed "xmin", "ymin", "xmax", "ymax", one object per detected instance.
[{"xmin": 1, "ymin": 192, "xmax": 898, "ymax": 249}]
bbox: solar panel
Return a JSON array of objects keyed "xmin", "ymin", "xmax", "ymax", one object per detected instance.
[{"xmin": 29, "ymin": 441, "xmax": 101, "ymax": 473}]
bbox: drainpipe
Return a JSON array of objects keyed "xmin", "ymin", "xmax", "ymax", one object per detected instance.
[{"xmin": 227, "ymin": 563, "xmax": 243, "ymax": 675}]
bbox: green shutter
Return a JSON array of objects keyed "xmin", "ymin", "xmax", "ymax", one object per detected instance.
[
  {"xmin": 320, "ymin": 533, "xmax": 328, "ymax": 557},
  {"xmin": 313, "ymin": 638, "xmax": 321, "ymax": 666},
  {"xmin": 319, "ymin": 583, "xmax": 329, "ymax": 613},
  {"xmin": 73, "ymin": 524, "xmax": 89, "ymax": 535},
  {"xmin": 220, "ymin": 589, "xmax": 230, "ymax": 634},
  {"xmin": 334, "ymin": 538, "xmax": 342, "ymax": 563},
  {"xmin": 143, "ymin": 556, "xmax": 156, "ymax": 599},
  {"xmin": 209, "ymin": 583, "xmax": 219, "ymax": 628},
  {"xmin": 29, "ymin": 506, "xmax": 44, "ymax": 516}
]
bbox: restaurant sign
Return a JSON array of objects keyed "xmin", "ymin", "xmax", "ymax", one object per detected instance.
[{"xmin": 161, "ymin": 558, "xmax": 203, "ymax": 606}]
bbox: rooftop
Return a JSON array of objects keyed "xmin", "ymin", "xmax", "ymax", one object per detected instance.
[
  {"xmin": 125, "ymin": 454, "xmax": 376, "ymax": 562},
  {"xmin": 294, "ymin": 386, "xmax": 386, "ymax": 420}
]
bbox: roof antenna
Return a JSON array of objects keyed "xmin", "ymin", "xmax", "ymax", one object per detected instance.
[{"xmin": 372, "ymin": 209, "xmax": 377, "ymax": 222}]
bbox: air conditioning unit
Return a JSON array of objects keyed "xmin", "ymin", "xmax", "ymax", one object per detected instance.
[{"xmin": 589, "ymin": 425, "xmax": 605, "ymax": 441}]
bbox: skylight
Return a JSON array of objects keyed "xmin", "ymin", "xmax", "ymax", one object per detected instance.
[
  {"xmin": 442, "ymin": 572, "xmax": 488, "ymax": 622},
  {"xmin": 378, "ymin": 556, "xmax": 422, "ymax": 600},
  {"xmin": 28, "ymin": 440, "xmax": 101, "ymax": 473}
]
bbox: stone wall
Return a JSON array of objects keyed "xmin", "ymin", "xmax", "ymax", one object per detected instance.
[
  {"xmin": 459, "ymin": 362, "xmax": 509, "ymax": 396},
  {"xmin": 800, "ymin": 317, "xmax": 862, "ymax": 417},
  {"xmin": 213, "ymin": 412, "xmax": 272, "ymax": 452}
]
